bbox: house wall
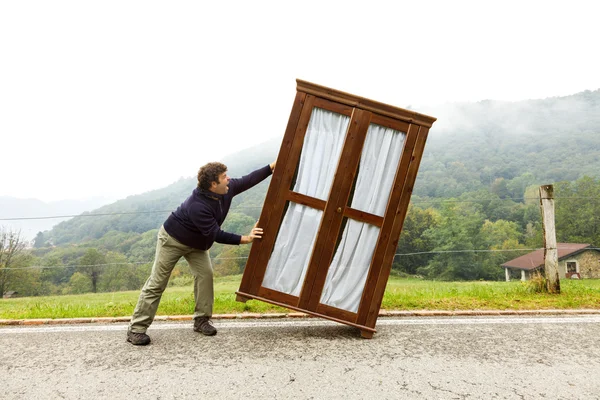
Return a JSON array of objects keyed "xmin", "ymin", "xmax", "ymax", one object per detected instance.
[
  {"xmin": 558, "ymin": 250, "xmax": 600, "ymax": 279},
  {"xmin": 504, "ymin": 268, "xmax": 539, "ymax": 282}
]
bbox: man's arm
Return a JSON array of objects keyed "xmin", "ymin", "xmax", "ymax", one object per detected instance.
[{"xmin": 228, "ymin": 162, "xmax": 276, "ymax": 197}]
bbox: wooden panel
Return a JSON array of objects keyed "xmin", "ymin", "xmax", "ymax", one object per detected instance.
[
  {"xmin": 257, "ymin": 286, "xmax": 300, "ymax": 308},
  {"xmin": 356, "ymin": 123, "xmax": 422, "ymax": 327},
  {"xmin": 343, "ymin": 207, "xmax": 383, "ymax": 227},
  {"xmin": 235, "ymin": 291, "xmax": 376, "ymax": 334},
  {"xmin": 369, "ymin": 113, "xmax": 411, "ymax": 134},
  {"xmin": 246, "ymin": 94, "xmax": 317, "ymax": 294},
  {"xmin": 239, "ymin": 91, "xmax": 307, "ymax": 294},
  {"xmin": 297, "ymin": 79, "xmax": 437, "ymax": 128},
  {"xmin": 316, "ymin": 303, "xmax": 358, "ymax": 323},
  {"xmin": 300, "ymin": 109, "xmax": 373, "ymax": 311},
  {"xmin": 313, "ymin": 97, "xmax": 354, "ymax": 117},
  {"xmin": 286, "ymin": 191, "xmax": 327, "ymax": 211},
  {"xmin": 363, "ymin": 127, "xmax": 430, "ymax": 329}
]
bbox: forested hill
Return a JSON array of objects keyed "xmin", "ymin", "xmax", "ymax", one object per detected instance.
[
  {"xmin": 43, "ymin": 89, "xmax": 600, "ymax": 245},
  {"xmin": 415, "ymin": 89, "xmax": 600, "ymax": 198}
]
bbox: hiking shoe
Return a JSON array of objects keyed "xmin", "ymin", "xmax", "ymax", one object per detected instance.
[
  {"xmin": 193, "ymin": 316, "xmax": 217, "ymax": 336},
  {"xmin": 127, "ymin": 330, "xmax": 151, "ymax": 346}
]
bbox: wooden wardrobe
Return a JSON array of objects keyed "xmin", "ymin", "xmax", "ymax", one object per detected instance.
[{"xmin": 236, "ymin": 80, "xmax": 436, "ymax": 338}]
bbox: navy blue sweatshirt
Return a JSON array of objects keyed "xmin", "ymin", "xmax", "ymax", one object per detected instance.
[{"xmin": 163, "ymin": 164, "xmax": 272, "ymax": 250}]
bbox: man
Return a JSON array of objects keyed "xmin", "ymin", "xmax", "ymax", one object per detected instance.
[{"xmin": 127, "ymin": 161, "xmax": 276, "ymax": 345}]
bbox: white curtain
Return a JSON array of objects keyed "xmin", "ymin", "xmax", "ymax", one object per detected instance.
[
  {"xmin": 320, "ymin": 124, "xmax": 406, "ymax": 312},
  {"xmin": 262, "ymin": 108, "xmax": 349, "ymax": 295}
]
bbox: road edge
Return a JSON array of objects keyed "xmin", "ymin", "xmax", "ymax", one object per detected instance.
[{"xmin": 2, "ymin": 308, "xmax": 600, "ymax": 326}]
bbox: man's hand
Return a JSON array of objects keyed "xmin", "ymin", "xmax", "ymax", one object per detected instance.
[
  {"xmin": 270, "ymin": 161, "xmax": 276, "ymax": 172},
  {"xmin": 240, "ymin": 222, "xmax": 263, "ymax": 244}
]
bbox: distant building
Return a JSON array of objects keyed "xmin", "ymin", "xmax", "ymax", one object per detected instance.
[
  {"xmin": 501, "ymin": 243, "xmax": 600, "ymax": 281},
  {"xmin": 2, "ymin": 291, "xmax": 19, "ymax": 299}
]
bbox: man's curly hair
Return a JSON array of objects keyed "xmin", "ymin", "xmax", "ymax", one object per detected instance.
[{"xmin": 197, "ymin": 162, "xmax": 228, "ymax": 190}]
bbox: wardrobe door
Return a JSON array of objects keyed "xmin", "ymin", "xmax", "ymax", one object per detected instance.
[
  {"xmin": 261, "ymin": 107, "xmax": 350, "ymax": 297},
  {"xmin": 319, "ymin": 122, "xmax": 407, "ymax": 313}
]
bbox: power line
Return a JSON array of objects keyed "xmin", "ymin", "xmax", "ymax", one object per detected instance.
[
  {"xmin": 7, "ymin": 247, "xmax": 599, "ymax": 271},
  {"xmin": 0, "ymin": 210, "xmax": 172, "ymax": 221},
  {"xmin": 412, "ymin": 196, "xmax": 600, "ymax": 204},
  {"xmin": 5, "ymin": 256, "xmax": 250, "ymax": 270},
  {"xmin": 394, "ymin": 246, "xmax": 600, "ymax": 257},
  {"xmin": 553, "ymin": 197, "xmax": 600, "ymax": 199},
  {"xmin": 0, "ymin": 206, "xmax": 264, "ymax": 221},
  {"xmin": 10, "ymin": 261, "xmax": 151, "ymax": 270},
  {"xmin": 412, "ymin": 197, "xmax": 536, "ymax": 203},
  {"xmin": 393, "ymin": 248, "xmax": 541, "ymax": 256}
]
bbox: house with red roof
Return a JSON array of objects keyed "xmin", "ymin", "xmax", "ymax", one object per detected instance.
[{"xmin": 501, "ymin": 243, "xmax": 600, "ymax": 281}]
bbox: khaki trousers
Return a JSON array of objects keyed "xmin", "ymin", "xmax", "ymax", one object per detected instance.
[{"xmin": 129, "ymin": 226, "xmax": 213, "ymax": 333}]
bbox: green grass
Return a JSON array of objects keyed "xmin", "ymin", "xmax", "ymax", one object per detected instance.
[
  {"xmin": 381, "ymin": 278, "xmax": 600, "ymax": 310},
  {"xmin": 2, "ymin": 275, "xmax": 600, "ymax": 320}
]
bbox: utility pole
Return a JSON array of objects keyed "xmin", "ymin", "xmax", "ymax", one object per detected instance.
[{"xmin": 539, "ymin": 184, "xmax": 560, "ymax": 293}]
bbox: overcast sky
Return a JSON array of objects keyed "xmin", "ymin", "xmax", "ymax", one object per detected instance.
[{"xmin": 1, "ymin": 0, "xmax": 598, "ymax": 202}]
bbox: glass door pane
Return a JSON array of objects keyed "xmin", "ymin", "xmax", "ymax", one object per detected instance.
[
  {"xmin": 347, "ymin": 123, "xmax": 406, "ymax": 216},
  {"xmin": 292, "ymin": 108, "xmax": 349, "ymax": 199},
  {"xmin": 262, "ymin": 203, "xmax": 323, "ymax": 296},
  {"xmin": 320, "ymin": 219, "xmax": 380, "ymax": 312},
  {"xmin": 262, "ymin": 107, "xmax": 350, "ymax": 295},
  {"xmin": 320, "ymin": 123, "xmax": 405, "ymax": 311}
]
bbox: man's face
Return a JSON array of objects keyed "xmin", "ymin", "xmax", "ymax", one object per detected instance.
[{"xmin": 210, "ymin": 171, "xmax": 230, "ymax": 195}]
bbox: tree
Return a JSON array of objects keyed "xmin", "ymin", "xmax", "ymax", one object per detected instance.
[
  {"xmin": 221, "ymin": 212, "xmax": 256, "ymax": 238},
  {"xmin": 479, "ymin": 219, "xmax": 523, "ymax": 249},
  {"xmin": 0, "ymin": 227, "xmax": 29, "ymax": 296},
  {"xmin": 555, "ymin": 176, "xmax": 600, "ymax": 246},
  {"xmin": 39, "ymin": 247, "xmax": 87, "ymax": 294},
  {"xmin": 506, "ymin": 172, "xmax": 538, "ymax": 199},
  {"xmin": 33, "ymin": 232, "xmax": 47, "ymax": 248},
  {"xmin": 418, "ymin": 202, "xmax": 487, "ymax": 280},
  {"xmin": 127, "ymin": 229, "xmax": 159, "ymax": 262},
  {"xmin": 491, "ymin": 178, "xmax": 510, "ymax": 199},
  {"xmin": 394, "ymin": 206, "xmax": 439, "ymax": 274},
  {"xmin": 98, "ymin": 251, "xmax": 146, "ymax": 292},
  {"xmin": 67, "ymin": 272, "xmax": 93, "ymax": 294},
  {"xmin": 77, "ymin": 248, "xmax": 106, "ymax": 293},
  {"xmin": 479, "ymin": 219, "xmax": 526, "ymax": 277}
]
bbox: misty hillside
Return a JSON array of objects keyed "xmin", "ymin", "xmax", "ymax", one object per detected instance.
[
  {"xmin": 43, "ymin": 139, "xmax": 281, "ymax": 244},
  {"xmin": 0, "ymin": 196, "xmax": 115, "ymax": 241},
  {"xmin": 414, "ymin": 89, "xmax": 600, "ymax": 197},
  {"xmin": 43, "ymin": 89, "xmax": 600, "ymax": 245}
]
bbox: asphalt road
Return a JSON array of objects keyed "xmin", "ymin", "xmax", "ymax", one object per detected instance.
[{"xmin": 2, "ymin": 315, "xmax": 600, "ymax": 399}]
